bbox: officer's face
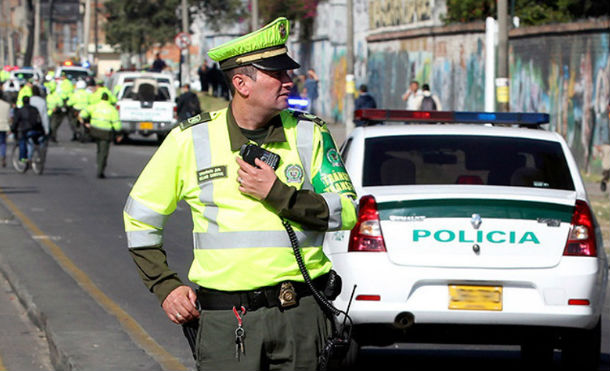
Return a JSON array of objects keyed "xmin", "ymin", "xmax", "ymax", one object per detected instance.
[{"xmin": 251, "ymin": 69, "xmax": 293, "ymax": 111}]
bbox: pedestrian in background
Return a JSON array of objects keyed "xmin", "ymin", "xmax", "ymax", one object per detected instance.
[
  {"xmin": 11, "ymin": 96, "xmax": 43, "ymax": 163},
  {"xmin": 29, "ymin": 86, "xmax": 49, "ymax": 138},
  {"xmin": 176, "ymin": 83, "xmax": 201, "ymax": 121},
  {"xmin": 197, "ymin": 62, "xmax": 209, "ymax": 94},
  {"xmin": 0, "ymin": 86, "xmax": 10, "ymax": 167},
  {"xmin": 401, "ymin": 80, "xmax": 422, "ymax": 110},
  {"xmin": 303, "ymin": 68, "xmax": 319, "ymax": 114},
  {"xmin": 354, "ymin": 84, "xmax": 377, "ymax": 127},
  {"xmin": 124, "ymin": 17, "xmax": 357, "ymax": 371},
  {"xmin": 414, "ymin": 83, "xmax": 442, "ymax": 111},
  {"xmin": 80, "ymin": 93, "xmax": 122, "ymax": 179},
  {"xmin": 151, "ymin": 53, "xmax": 168, "ymax": 73}
]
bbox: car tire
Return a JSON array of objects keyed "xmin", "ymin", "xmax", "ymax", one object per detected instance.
[
  {"xmin": 521, "ymin": 339, "xmax": 554, "ymax": 368},
  {"xmin": 561, "ymin": 320, "xmax": 601, "ymax": 371},
  {"xmin": 601, "ymin": 181, "xmax": 607, "ymax": 192}
]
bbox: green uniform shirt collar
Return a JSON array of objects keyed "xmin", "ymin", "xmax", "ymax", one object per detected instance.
[{"xmin": 227, "ymin": 103, "xmax": 286, "ymax": 151}]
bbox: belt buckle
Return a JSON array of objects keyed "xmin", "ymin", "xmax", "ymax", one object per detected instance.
[{"xmin": 278, "ymin": 282, "xmax": 298, "ymax": 308}]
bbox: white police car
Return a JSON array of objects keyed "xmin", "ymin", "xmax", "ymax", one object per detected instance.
[{"xmin": 325, "ymin": 109, "xmax": 608, "ymax": 369}]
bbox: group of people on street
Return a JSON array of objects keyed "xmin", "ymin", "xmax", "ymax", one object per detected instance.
[
  {"xmin": 289, "ymin": 68, "xmax": 320, "ymax": 114},
  {"xmin": 0, "ymin": 66, "xmax": 122, "ymax": 178},
  {"xmin": 197, "ymin": 62, "xmax": 230, "ymax": 100},
  {"xmin": 402, "ymin": 80, "xmax": 442, "ymax": 111}
]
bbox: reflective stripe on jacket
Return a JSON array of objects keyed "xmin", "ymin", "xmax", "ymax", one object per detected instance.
[{"xmin": 80, "ymin": 101, "xmax": 120, "ymax": 131}]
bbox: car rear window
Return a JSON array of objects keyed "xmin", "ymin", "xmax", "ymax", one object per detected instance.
[
  {"xmin": 363, "ymin": 135, "xmax": 575, "ymax": 190},
  {"xmin": 61, "ymin": 69, "xmax": 90, "ymax": 81}
]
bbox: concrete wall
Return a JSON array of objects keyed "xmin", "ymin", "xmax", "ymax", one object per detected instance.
[
  {"xmin": 295, "ymin": 3, "xmax": 609, "ymax": 169},
  {"xmin": 510, "ymin": 23, "xmax": 610, "ymax": 168}
]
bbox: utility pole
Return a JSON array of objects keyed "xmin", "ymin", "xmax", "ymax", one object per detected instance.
[
  {"xmin": 83, "ymin": 0, "xmax": 91, "ymax": 61},
  {"xmin": 94, "ymin": 0, "xmax": 98, "ymax": 61},
  {"xmin": 496, "ymin": 0, "xmax": 509, "ymax": 112},
  {"xmin": 181, "ymin": 0, "xmax": 189, "ymax": 86},
  {"xmin": 251, "ymin": 0, "xmax": 258, "ymax": 31},
  {"xmin": 345, "ymin": 0, "xmax": 355, "ymax": 134},
  {"xmin": 34, "ymin": 0, "xmax": 41, "ymax": 60}
]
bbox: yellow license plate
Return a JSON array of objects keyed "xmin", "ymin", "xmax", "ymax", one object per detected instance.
[
  {"xmin": 449, "ymin": 285, "xmax": 502, "ymax": 311},
  {"xmin": 139, "ymin": 122, "xmax": 154, "ymax": 130}
]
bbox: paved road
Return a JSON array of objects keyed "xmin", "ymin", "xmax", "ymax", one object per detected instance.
[{"xmin": 0, "ymin": 124, "xmax": 608, "ymax": 371}]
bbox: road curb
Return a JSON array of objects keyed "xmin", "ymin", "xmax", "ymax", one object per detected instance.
[
  {"xmin": 0, "ymin": 196, "xmax": 164, "ymax": 371},
  {"xmin": 0, "ymin": 253, "xmax": 74, "ymax": 371}
]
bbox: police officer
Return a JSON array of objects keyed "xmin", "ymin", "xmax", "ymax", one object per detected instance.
[
  {"xmin": 79, "ymin": 93, "xmax": 121, "ymax": 178},
  {"xmin": 67, "ymin": 80, "xmax": 92, "ymax": 141},
  {"xmin": 124, "ymin": 17, "xmax": 357, "ymax": 371},
  {"xmin": 88, "ymin": 79, "xmax": 117, "ymax": 106}
]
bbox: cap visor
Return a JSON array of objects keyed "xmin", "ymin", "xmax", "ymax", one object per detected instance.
[{"xmin": 252, "ymin": 54, "xmax": 300, "ymax": 71}]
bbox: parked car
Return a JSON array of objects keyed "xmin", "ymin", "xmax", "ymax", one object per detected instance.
[{"xmin": 325, "ymin": 109, "xmax": 608, "ymax": 369}]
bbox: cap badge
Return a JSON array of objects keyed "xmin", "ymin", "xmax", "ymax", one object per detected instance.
[{"xmin": 278, "ymin": 23, "xmax": 287, "ymax": 38}]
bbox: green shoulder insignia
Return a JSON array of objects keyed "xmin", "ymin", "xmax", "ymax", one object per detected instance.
[
  {"xmin": 179, "ymin": 112, "xmax": 212, "ymax": 131},
  {"xmin": 291, "ymin": 110, "xmax": 326, "ymax": 127}
]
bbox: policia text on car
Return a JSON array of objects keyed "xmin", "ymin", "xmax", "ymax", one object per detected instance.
[{"xmin": 123, "ymin": 17, "xmax": 357, "ymax": 371}]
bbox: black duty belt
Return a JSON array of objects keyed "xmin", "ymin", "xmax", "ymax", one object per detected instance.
[{"xmin": 197, "ymin": 274, "xmax": 328, "ymax": 311}]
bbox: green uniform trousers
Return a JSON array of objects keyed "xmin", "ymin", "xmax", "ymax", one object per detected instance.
[
  {"xmin": 195, "ymin": 295, "xmax": 330, "ymax": 371},
  {"xmin": 95, "ymin": 138, "xmax": 110, "ymax": 177}
]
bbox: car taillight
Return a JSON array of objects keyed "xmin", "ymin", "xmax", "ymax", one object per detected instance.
[
  {"xmin": 563, "ymin": 200, "xmax": 596, "ymax": 257},
  {"xmin": 348, "ymin": 195, "xmax": 387, "ymax": 252},
  {"xmin": 116, "ymin": 104, "xmax": 120, "ymax": 112},
  {"xmin": 173, "ymin": 105, "xmax": 177, "ymax": 119}
]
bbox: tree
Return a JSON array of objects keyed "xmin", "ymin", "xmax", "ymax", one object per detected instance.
[
  {"xmin": 104, "ymin": 0, "xmax": 182, "ymax": 59},
  {"xmin": 193, "ymin": 0, "xmax": 247, "ymax": 32},
  {"xmin": 444, "ymin": 0, "xmax": 610, "ymax": 26},
  {"xmin": 258, "ymin": 0, "xmax": 319, "ymax": 39}
]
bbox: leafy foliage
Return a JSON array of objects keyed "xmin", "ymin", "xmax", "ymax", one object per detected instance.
[
  {"xmin": 259, "ymin": 0, "xmax": 319, "ymax": 39},
  {"xmin": 193, "ymin": 0, "xmax": 247, "ymax": 32},
  {"xmin": 104, "ymin": 0, "xmax": 182, "ymax": 53},
  {"xmin": 444, "ymin": 0, "xmax": 610, "ymax": 26}
]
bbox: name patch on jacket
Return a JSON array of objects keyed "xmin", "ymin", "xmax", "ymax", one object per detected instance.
[{"xmin": 197, "ymin": 166, "xmax": 227, "ymax": 183}]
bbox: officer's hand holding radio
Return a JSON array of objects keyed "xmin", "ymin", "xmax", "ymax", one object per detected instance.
[
  {"xmin": 162, "ymin": 285, "xmax": 200, "ymax": 324},
  {"xmin": 236, "ymin": 156, "xmax": 276, "ymax": 200}
]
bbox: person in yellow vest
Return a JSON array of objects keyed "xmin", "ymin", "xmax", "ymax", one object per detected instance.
[
  {"xmin": 79, "ymin": 93, "xmax": 122, "ymax": 178},
  {"xmin": 124, "ymin": 17, "xmax": 357, "ymax": 370},
  {"xmin": 0, "ymin": 68, "xmax": 10, "ymax": 83},
  {"xmin": 67, "ymin": 80, "xmax": 92, "ymax": 141},
  {"xmin": 57, "ymin": 73, "xmax": 74, "ymax": 102},
  {"xmin": 89, "ymin": 79, "xmax": 117, "ymax": 106},
  {"xmin": 16, "ymin": 81, "xmax": 33, "ymax": 108},
  {"xmin": 46, "ymin": 84, "xmax": 63, "ymax": 142},
  {"xmin": 43, "ymin": 72, "xmax": 56, "ymax": 96}
]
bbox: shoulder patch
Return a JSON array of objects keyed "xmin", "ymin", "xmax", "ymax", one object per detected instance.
[
  {"xmin": 179, "ymin": 112, "xmax": 212, "ymax": 131},
  {"xmin": 291, "ymin": 110, "xmax": 326, "ymax": 127}
]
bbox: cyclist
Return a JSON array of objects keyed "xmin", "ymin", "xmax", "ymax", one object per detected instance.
[{"xmin": 11, "ymin": 96, "xmax": 44, "ymax": 162}]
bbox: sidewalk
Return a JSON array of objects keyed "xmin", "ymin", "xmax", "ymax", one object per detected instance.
[{"xmin": 0, "ymin": 198, "xmax": 163, "ymax": 371}]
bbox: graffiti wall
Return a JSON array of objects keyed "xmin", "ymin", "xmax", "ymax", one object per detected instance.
[
  {"xmin": 367, "ymin": 33, "xmax": 486, "ymax": 112},
  {"xmin": 511, "ymin": 32, "xmax": 610, "ymax": 168},
  {"xmin": 368, "ymin": 0, "xmax": 445, "ymax": 30}
]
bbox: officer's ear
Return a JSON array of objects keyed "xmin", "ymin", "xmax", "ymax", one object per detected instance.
[{"xmin": 231, "ymin": 73, "xmax": 250, "ymax": 97}]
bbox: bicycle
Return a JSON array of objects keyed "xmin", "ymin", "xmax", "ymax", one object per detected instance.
[{"xmin": 11, "ymin": 134, "xmax": 48, "ymax": 175}]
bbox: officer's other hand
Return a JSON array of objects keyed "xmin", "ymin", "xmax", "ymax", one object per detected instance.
[
  {"xmin": 116, "ymin": 135, "xmax": 123, "ymax": 143},
  {"xmin": 162, "ymin": 285, "xmax": 200, "ymax": 324},
  {"xmin": 236, "ymin": 157, "xmax": 277, "ymax": 200}
]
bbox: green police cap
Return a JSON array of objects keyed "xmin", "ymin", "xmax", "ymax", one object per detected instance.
[{"xmin": 208, "ymin": 17, "xmax": 300, "ymax": 71}]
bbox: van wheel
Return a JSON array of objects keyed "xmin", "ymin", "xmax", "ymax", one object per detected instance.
[
  {"xmin": 562, "ymin": 320, "xmax": 601, "ymax": 371},
  {"xmin": 156, "ymin": 133, "xmax": 167, "ymax": 144}
]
